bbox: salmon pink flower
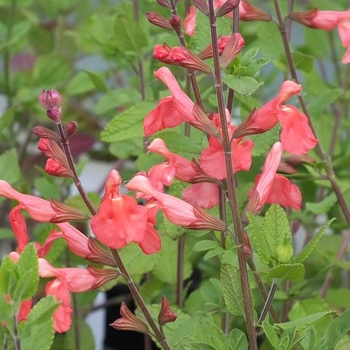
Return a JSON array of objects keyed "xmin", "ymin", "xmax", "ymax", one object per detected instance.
[
  {"xmin": 289, "ymin": 9, "xmax": 350, "ymax": 64},
  {"xmin": 184, "ymin": 6, "xmax": 196, "ymax": 36},
  {"xmin": 0, "ymin": 180, "xmax": 57, "ymax": 222},
  {"xmin": 90, "ymin": 170, "xmax": 160, "ymax": 254},
  {"xmin": 246, "ymin": 142, "xmax": 302, "ymax": 215},
  {"xmin": 182, "ymin": 182, "xmax": 220, "ymax": 209},
  {"xmin": 233, "ymin": 81, "xmax": 317, "ymax": 154},
  {"xmin": 144, "ymin": 67, "xmax": 195, "ymax": 136},
  {"xmin": 199, "ymin": 113, "xmax": 253, "ymax": 180},
  {"xmin": 126, "ymin": 174, "xmax": 226, "ymax": 231}
]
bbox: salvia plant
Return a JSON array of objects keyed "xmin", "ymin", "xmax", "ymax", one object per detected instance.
[{"xmin": 0, "ymin": 0, "xmax": 350, "ymax": 349}]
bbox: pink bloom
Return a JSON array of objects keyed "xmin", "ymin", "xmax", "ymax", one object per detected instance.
[
  {"xmin": 90, "ymin": 170, "xmax": 160, "ymax": 254},
  {"xmin": 182, "ymin": 182, "xmax": 220, "ymax": 209},
  {"xmin": 199, "ymin": 113, "xmax": 253, "ymax": 180},
  {"xmin": 246, "ymin": 142, "xmax": 302, "ymax": 215},
  {"xmin": 126, "ymin": 174, "xmax": 201, "ymax": 227},
  {"xmin": 0, "ymin": 180, "xmax": 56, "ymax": 222},
  {"xmin": 233, "ymin": 80, "xmax": 317, "ymax": 154},
  {"xmin": 44, "ymin": 158, "xmax": 72, "ymax": 177},
  {"xmin": 184, "ymin": 6, "xmax": 196, "ymax": 36},
  {"xmin": 144, "ymin": 67, "xmax": 195, "ymax": 136},
  {"xmin": 148, "ymin": 138, "xmax": 198, "ymax": 183},
  {"xmin": 289, "ymin": 9, "xmax": 350, "ymax": 64}
]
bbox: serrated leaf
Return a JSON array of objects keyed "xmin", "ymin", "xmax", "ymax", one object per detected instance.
[
  {"xmin": 221, "ymin": 264, "xmax": 247, "ymax": 316},
  {"xmin": 246, "ymin": 213, "xmax": 271, "ymax": 265},
  {"xmin": 0, "ymin": 256, "xmax": 17, "ymax": 296},
  {"xmin": 262, "ymin": 205, "xmax": 292, "ymax": 264},
  {"xmin": 0, "ymin": 148, "xmax": 20, "ymax": 184},
  {"xmin": 20, "ymin": 296, "xmax": 59, "ymax": 350},
  {"xmin": 14, "ymin": 243, "xmax": 39, "ymax": 301},
  {"xmin": 152, "ymin": 235, "xmax": 192, "ymax": 285},
  {"xmin": 267, "ymin": 263, "xmax": 305, "ymax": 283},
  {"xmin": 84, "ymin": 70, "xmax": 107, "ymax": 92},
  {"xmin": 101, "ymin": 101, "xmax": 154, "ymax": 142},
  {"xmin": 249, "ymin": 125, "xmax": 280, "ymax": 156},
  {"xmin": 276, "ymin": 311, "xmax": 335, "ymax": 331},
  {"xmin": 118, "ymin": 242, "xmax": 161, "ymax": 277},
  {"xmin": 151, "ymin": 131, "xmax": 202, "ymax": 159},
  {"xmin": 229, "ymin": 328, "xmax": 248, "ymax": 350},
  {"xmin": 0, "ymin": 293, "xmax": 13, "ymax": 323},
  {"xmin": 292, "ymin": 51, "xmax": 314, "ymax": 73},
  {"xmin": 0, "ymin": 107, "xmax": 15, "ymax": 132},
  {"xmin": 322, "ymin": 310, "xmax": 350, "ymax": 350},
  {"xmin": 114, "ymin": 15, "xmax": 148, "ymax": 55},
  {"xmin": 262, "ymin": 320, "xmax": 279, "ymax": 349},
  {"xmin": 223, "ymin": 75, "xmax": 264, "ymax": 96},
  {"xmin": 308, "ymin": 89, "xmax": 342, "ymax": 119},
  {"xmin": 193, "ymin": 240, "xmax": 219, "ymax": 252},
  {"xmin": 294, "ymin": 218, "xmax": 336, "ymax": 263}
]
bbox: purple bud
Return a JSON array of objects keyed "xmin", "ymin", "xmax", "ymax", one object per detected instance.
[
  {"xmin": 65, "ymin": 121, "xmax": 78, "ymax": 137},
  {"xmin": 38, "ymin": 89, "xmax": 62, "ymax": 109},
  {"xmin": 46, "ymin": 107, "xmax": 62, "ymax": 123}
]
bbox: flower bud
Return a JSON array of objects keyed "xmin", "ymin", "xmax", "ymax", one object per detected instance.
[
  {"xmin": 38, "ymin": 89, "xmax": 62, "ymax": 109},
  {"xmin": 87, "ymin": 266, "xmax": 120, "ymax": 289},
  {"xmin": 32, "ymin": 126, "xmax": 60, "ymax": 140},
  {"xmin": 158, "ymin": 296, "xmax": 177, "ymax": 326},
  {"xmin": 156, "ymin": 0, "xmax": 171, "ymax": 8},
  {"xmin": 169, "ymin": 15, "xmax": 182, "ymax": 33},
  {"xmin": 193, "ymin": 0, "xmax": 208, "ymax": 15},
  {"xmin": 146, "ymin": 12, "xmax": 173, "ymax": 30},
  {"xmin": 50, "ymin": 198, "xmax": 90, "ymax": 222},
  {"xmin": 110, "ymin": 302, "xmax": 149, "ymax": 334},
  {"xmin": 65, "ymin": 121, "xmax": 78, "ymax": 138},
  {"xmin": 244, "ymin": 232, "xmax": 252, "ymax": 258},
  {"xmin": 240, "ymin": 0, "xmax": 272, "ymax": 22},
  {"xmin": 44, "ymin": 158, "xmax": 73, "ymax": 178},
  {"xmin": 220, "ymin": 33, "xmax": 245, "ymax": 69},
  {"xmin": 86, "ymin": 238, "xmax": 117, "ymax": 267},
  {"xmin": 46, "ymin": 107, "xmax": 61, "ymax": 123},
  {"xmin": 216, "ymin": 0, "xmax": 240, "ymax": 18}
]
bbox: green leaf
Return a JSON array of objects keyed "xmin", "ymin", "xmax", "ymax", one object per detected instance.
[
  {"xmin": 249, "ymin": 125, "xmax": 280, "ymax": 156},
  {"xmin": 200, "ymin": 278, "xmax": 222, "ymax": 306},
  {"xmin": 20, "ymin": 296, "xmax": 59, "ymax": 350},
  {"xmin": 221, "ymin": 264, "xmax": 247, "ymax": 316},
  {"xmin": 262, "ymin": 320, "xmax": 279, "ymax": 349},
  {"xmin": 322, "ymin": 310, "xmax": 350, "ymax": 350},
  {"xmin": 247, "ymin": 213, "xmax": 270, "ymax": 265},
  {"xmin": 0, "ymin": 228, "xmax": 15, "ymax": 240},
  {"xmin": 114, "ymin": 15, "xmax": 148, "ymax": 55},
  {"xmin": 152, "ymin": 235, "xmax": 192, "ymax": 285},
  {"xmin": 223, "ymin": 75, "xmax": 264, "ymax": 96},
  {"xmin": 118, "ymin": 242, "xmax": 161, "ymax": 277},
  {"xmin": 33, "ymin": 54, "xmax": 71, "ymax": 87},
  {"xmin": 14, "ymin": 243, "xmax": 39, "ymax": 301},
  {"xmin": 0, "ymin": 107, "xmax": 15, "ymax": 132},
  {"xmin": 193, "ymin": 240, "xmax": 219, "ymax": 252},
  {"xmin": 66, "ymin": 71, "xmax": 95, "ymax": 95},
  {"xmin": 151, "ymin": 131, "xmax": 202, "ymax": 159},
  {"xmin": 0, "ymin": 256, "xmax": 17, "ymax": 296},
  {"xmin": 294, "ymin": 218, "xmax": 336, "ymax": 263},
  {"xmin": 276, "ymin": 311, "xmax": 335, "ymax": 331},
  {"xmin": 305, "ymin": 192, "xmax": 339, "ymax": 215},
  {"xmin": 257, "ymin": 21, "xmax": 284, "ymax": 60},
  {"xmin": 51, "ymin": 318, "xmax": 95, "ymax": 350},
  {"xmin": 262, "ymin": 205, "xmax": 292, "ymax": 265},
  {"xmin": 307, "ymin": 89, "xmax": 342, "ymax": 119},
  {"xmin": 101, "ymin": 101, "xmax": 154, "ymax": 142},
  {"xmin": 244, "ymin": 57, "xmax": 271, "ymax": 76},
  {"xmin": 0, "ymin": 293, "xmax": 13, "ymax": 323},
  {"xmin": 0, "ymin": 21, "xmax": 31, "ymax": 51},
  {"xmin": 84, "ymin": 70, "xmax": 108, "ymax": 92},
  {"xmin": 0, "ymin": 148, "xmax": 20, "ymax": 185},
  {"xmin": 267, "ymin": 264, "xmax": 305, "ymax": 283},
  {"xmin": 203, "ymin": 246, "xmax": 225, "ymax": 261},
  {"xmin": 229, "ymin": 328, "xmax": 248, "ymax": 350},
  {"xmin": 34, "ymin": 176, "xmax": 61, "ymax": 200},
  {"xmin": 292, "ymin": 51, "xmax": 314, "ymax": 73}
]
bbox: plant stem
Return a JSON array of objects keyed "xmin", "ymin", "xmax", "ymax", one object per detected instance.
[
  {"xmin": 257, "ymin": 282, "xmax": 278, "ymax": 326},
  {"xmin": 176, "ymin": 235, "xmax": 185, "ymax": 307},
  {"xmin": 247, "ymin": 258, "xmax": 280, "ymax": 323},
  {"xmin": 273, "ymin": 0, "xmax": 350, "ymax": 297},
  {"xmin": 13, "ymin": 313, "xmax": 21, "ymax": 350},
  {"xmin": 207, "ymin": 1, "xmax": 257, "ymax": 348}
]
